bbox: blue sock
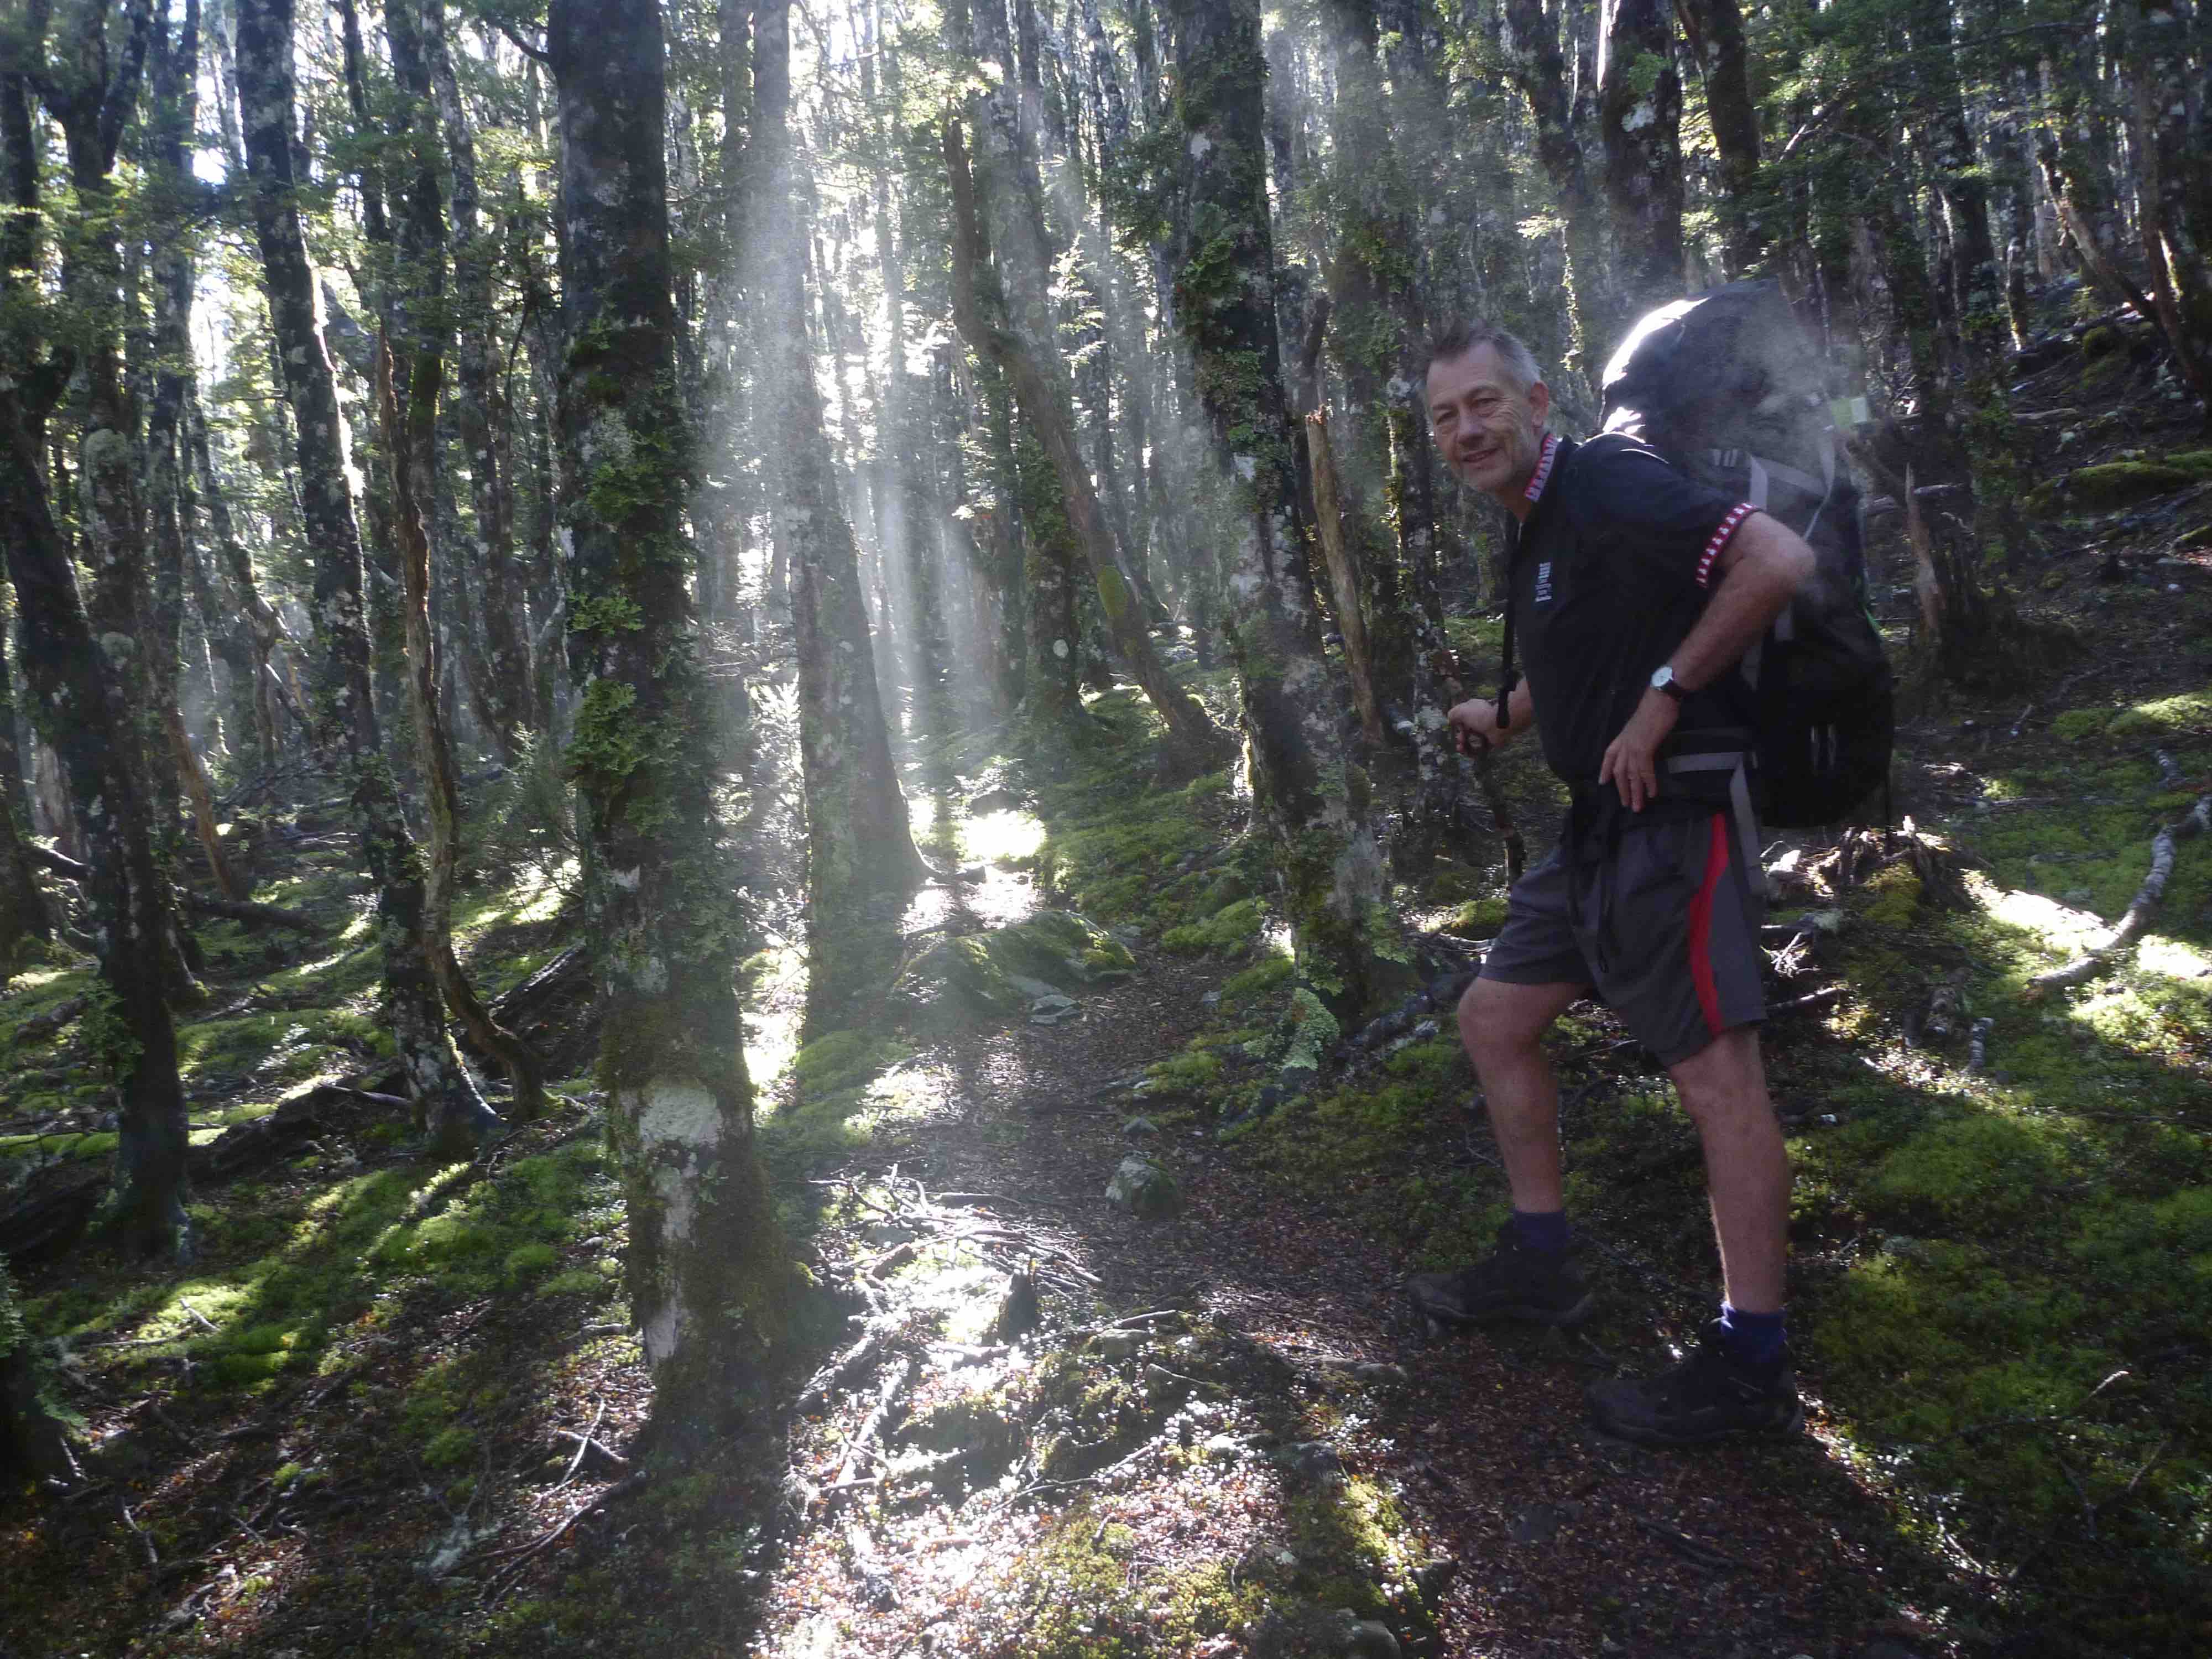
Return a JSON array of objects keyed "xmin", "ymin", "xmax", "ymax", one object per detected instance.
[
  {"xmin": 1718, "ymin": 1303, "xmax": 1787, "ymax": 1370},
  {"xmin": 1509, "ymin": 1208, "xmax": 1572, "ymax": 1255}
]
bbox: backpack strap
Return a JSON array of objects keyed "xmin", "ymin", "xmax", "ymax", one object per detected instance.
[
  {"xmin": 1495, "ymin": 516, "xmax": 1524, "ymax": 731},
  {"xmin": 1664, "ymin": 748, "xmax": 1764, "ymax": 904}
]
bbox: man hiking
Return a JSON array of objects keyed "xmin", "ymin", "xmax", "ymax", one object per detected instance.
[{"xmin": 1411, "ymin": 319, "xmax": 1815, "ymax": 1445}]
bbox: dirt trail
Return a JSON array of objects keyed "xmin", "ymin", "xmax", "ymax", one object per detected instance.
[{"xmin": 754, "ymin": 932, "xmax": 1947, "ymax": 1659}]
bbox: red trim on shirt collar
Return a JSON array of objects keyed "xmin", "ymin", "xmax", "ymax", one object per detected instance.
[{"xmin": 1522, "ymin": 431, "xmax": 1559, "ymax": 504}]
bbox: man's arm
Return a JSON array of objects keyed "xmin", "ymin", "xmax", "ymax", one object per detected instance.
[
  {"xmin": 1598, "ymin": 511, "xmax": 1815, "ymax": 811},
  {"xmin": 1449, "ymin": 679, "xmax": 1535, "ymax": 754}
]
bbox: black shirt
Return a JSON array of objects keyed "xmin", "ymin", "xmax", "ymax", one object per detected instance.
[{"xmin": 1506, "ymin": 432, "xmax": 1757, "ymax": 794}]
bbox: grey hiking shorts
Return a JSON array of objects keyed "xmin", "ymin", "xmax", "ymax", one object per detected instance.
[{"xmin": 1478, "ymin": 806, "xmax": 1766, "ymax": 1067}]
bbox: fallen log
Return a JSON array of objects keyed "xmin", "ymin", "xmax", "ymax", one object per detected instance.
[
  {"xmin": 2030, "ymin": 794, "xmax": 2212, "ymax": 993},
  {"xmin": 10, "ymin": 996, "xmax": 87, "ymax": 1044},
  {"xmin": 179, "ymin": 892, "xmax": 319, "ymax": 933},
  {"xmin": 0, "ymin": 1161, "xmax": 105, "ymax": 1263},
  {"xmin": 1, "ymin": 1082, "xmax": 405, "ymax": 1263}
]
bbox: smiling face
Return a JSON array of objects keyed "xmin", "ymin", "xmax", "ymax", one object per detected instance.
[{"xmin": 1426, "ymin": 343, "xmax": 1552, "ymax": 508}]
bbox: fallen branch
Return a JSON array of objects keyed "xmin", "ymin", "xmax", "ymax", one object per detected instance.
[
  {"xmin": 554, "ymin": 1401, "xmax": 608, "ymax": 1489},
  {"xmin": 1966, "ymin": 1017, "xmax": 1995, "ymax": 1074},
  {"xmin": 479, "ymin": 1469, "xmax": 650, "ymax": 1604},
  {"xmin": 552, "ymin": 1428, "xmax": 629, "ymax": 1471},
  {"xmin": 30, "ymin": 844, "xmax": 88, "ymax": 882},
  {"xmin": 830, "ymin": 1356, "xmax": 916, "ymax": 1495},
  {"xmin": 1770, "ymin": 984, "xmax": 1845, "ymax": 1016},
  {"xmin": 2029, "ymin": 795, "xmax": 2212, "ymax": 993}
]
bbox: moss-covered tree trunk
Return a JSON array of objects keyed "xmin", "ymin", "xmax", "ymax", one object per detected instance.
[
  {"xmin": 549, "ymin": 0, "xmax": 790, "ymax": 1438},
  {"xmin": 1596, "ymin": 0, "xmax": 1685, "ymax": 315},
  {"xmin": 753, "ymin": 0, "xmax": 925, "ymax": 1029},
  {"xmin": 0, "ymin": 583, "xmax": 54, "ymax": 964},
  {"xmin": 3, "ymin": 29, "xmax": 190, "ymax": 1256},
  {"xmin": 2, "ymin": 382, "xmax": 193, "ymax": 1257},
  {"xmin": 37, "ymin": 0, "xmax": 204, "ymax": 1005},
  {"xmin": 1160, "ymin": 0, "xmax": 1407, "ymax": 1027},
  {"xmin": 235, "ymin": 0, "xmax": 500, "ymax": 1158}
]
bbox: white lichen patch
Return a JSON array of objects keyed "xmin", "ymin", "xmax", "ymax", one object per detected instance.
[{"xmin": 638, "ymin": 1081, "xmax": 724, "ymax": 1154}]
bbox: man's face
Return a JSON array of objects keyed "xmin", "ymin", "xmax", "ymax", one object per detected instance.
[{"xmin": 1426, "ymin": 344, "xmax": 1552, "ymax": 502}]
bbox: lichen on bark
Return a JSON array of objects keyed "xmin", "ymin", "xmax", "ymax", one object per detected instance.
[{"xmin": 549, "ymin": 0, "xmax": 792, "ymax": 1439}]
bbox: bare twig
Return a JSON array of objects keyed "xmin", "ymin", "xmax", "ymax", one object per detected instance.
[
  {"xmin": 119, "ymin": 1500, "xmax": 159, "ymax": 1571},
  {"xmin": 554, "ymin": 1400, "xmax": 606, "ymax": 1490},
  {"xmin": 1636, "ymin": 1517, "xmax": 1739, "ymax": 1571}
]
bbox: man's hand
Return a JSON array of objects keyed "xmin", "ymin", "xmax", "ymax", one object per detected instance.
[
  {"xmin": 1449, "ymin": 697, "xmax": 1509, "ymax": 756},
  {"xmin": 1598, "ymin": 687, "xmax": 1680, "ymax": 811}
]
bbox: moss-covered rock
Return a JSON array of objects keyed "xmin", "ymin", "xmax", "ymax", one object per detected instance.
[
  {"xmin": 1441, "ymin": 895, "xmax": 1511, "ymax": 939},
  {"xmin": 1160, "ymin": 896, "xmax": 1264, "ymax": 956},
  {"xmin": 1104, "ymin": 1153, "xmax": 1180, "ymax": 1218},
  {"xmin": 891, "ymin": 910, "xmax": 1135, "ymax": 1032}
]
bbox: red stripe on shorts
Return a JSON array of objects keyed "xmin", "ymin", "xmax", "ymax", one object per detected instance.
[{"xmin": 1687, "ymin": 812, "xmax": 1730, "ymax": 1037}]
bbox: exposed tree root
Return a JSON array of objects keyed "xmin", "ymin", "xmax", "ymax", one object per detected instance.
[{"xmin": 2028, "ymin": 794, "xmax": 2211, "ymax": 994}]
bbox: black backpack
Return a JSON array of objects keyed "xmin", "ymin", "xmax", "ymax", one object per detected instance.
[{"xmin": 1600, "ymin": 281, "xmax": 1895, "ymax": 830}]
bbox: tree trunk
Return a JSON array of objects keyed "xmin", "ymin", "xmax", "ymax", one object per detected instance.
[
  {"xmin": 1160, "ymin": 0, "xmax": 1409, "ymax": 1026},
  {"xmin": 426, "ymin": 6, "xmax": 537, "ymax": 756},
  {"xmin": 1303, "ymin": 412, "xmax": 1384, "ymax": 747},
  {"xmin": 1497, "ymin": 0, "xmax": 1621, "ymax": 389},
  {"xmin": 1597, "ymin": 0, "xmax": 1685, "ymax": 315},
  {"xmin": 377, "ymin": 0, "xmax": 547, "ymax": 1122},
  {"xmin": 2036, "ymin": 54, "xmax": 2159, "ymax": 325},
  {"xmin": 0, "ymin": 558, "xmax": 53, "ymax": 958},
  {"xmin": 145, "ymin": 0, "xmax": 236, "ymax": 903},
  {"xmin": 3, "ymin": 382, "xmax": 193, "ymax": 1257},
  {"xmin": 186, "ymin": 392, "xmax": 285, "ymax": 772},
  {"xmin": 2120, "ymin": 0, "xmax": 2212, "ymax": 400},
  {"xmin": 1679, "ymin": 0, "xmax": 1762, "ymax": 273},
  {"xmin": 547, "ymin": 0, "xmax": 790, "ymax": 1442},
  {"xmin": 941, "ymin": 119, "xmax": 1229, "ymax": 774},
  {"xmin": 752, "ymin": 0, "xmax": 924, "ymax": 1029},
  {"xmin": 234, "ymin": 0, "xmax": 500, "ymax": 1159}
]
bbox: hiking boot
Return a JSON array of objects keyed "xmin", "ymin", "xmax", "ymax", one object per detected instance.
[
  {"xmin": 1585, "ymin": 1321, "xmax": 1803, "ymax": 1446},
  {"xmin": 1407, "ymin": 1223, "xmax": 1594, "ymax": 1327}
]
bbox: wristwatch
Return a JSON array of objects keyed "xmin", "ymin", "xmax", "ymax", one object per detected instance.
[{"xmin": 1650, "ymin": 664, "xmax": 1688, "ymax": 701}]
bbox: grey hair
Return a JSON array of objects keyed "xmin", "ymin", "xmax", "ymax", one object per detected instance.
[{"xmin": 1425, "ymin": 319, "xmax": 1542, "ymax": 392}]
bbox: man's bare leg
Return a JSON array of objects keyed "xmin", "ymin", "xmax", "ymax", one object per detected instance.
[
  {"xmin": 1408, "ymin": 976, "xmax": 1594, "ymax": 1327},
  {"xmin": 1457, "ymin": 976, "xmax": 1588, "ymax": 1211},
  {"xmin": 1666, "ymin": 1025, "xmax": 1790, "ymax": 1313}
]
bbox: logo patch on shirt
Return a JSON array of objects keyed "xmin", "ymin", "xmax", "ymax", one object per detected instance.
[{"xmin": 1533, "ymin": 561, "xmax": 1553, "ymax": 605}]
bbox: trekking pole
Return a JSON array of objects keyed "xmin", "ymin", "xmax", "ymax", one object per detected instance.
[
  {"xmin": 1432, "ymin": 641, "xmax": 1527, "ymax": 883},
  {"xmin": 1464, "ymin": 733, "xmax": 1526, "ymax": 884}
]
